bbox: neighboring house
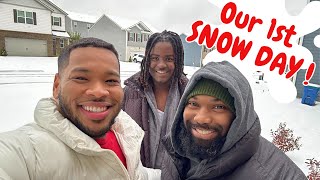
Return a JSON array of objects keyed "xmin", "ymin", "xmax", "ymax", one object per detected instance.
[
  {"xmin": 66, "ymin": 11, "xmax": 158, "ymax": 61},
  {"xmin": 0, "ymin": 0, "xmax": 69, "ymax": 57},
  {"xmin": 180, "ymin": 33, "xmax": 201, "ymax": 67},
  {"xmin": 65, "ymin": 11, "xmax": 98, "ymax": 38},
  {"xmin": 90, "ymin": 14, "xmax": 156, "ymax": 62},
  {"xmin": 294, "ymin": 0, "xmax": 320, "ymax": 101},
  {"xmin": 180, "ymin": 33, "xmax": 215, "ymax": 67}
]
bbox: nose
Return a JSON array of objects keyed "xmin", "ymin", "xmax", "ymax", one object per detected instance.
[
  {"xmin": 85, "ymin": 82, "xmax": 109, "ymax": 98},
  {"xmin": 156, "ymin": 58, "xmax": 168, "ymax": 68},
  {"xmin": 193, "ymin": 108, "xmax": 212, "ymax": 124}
]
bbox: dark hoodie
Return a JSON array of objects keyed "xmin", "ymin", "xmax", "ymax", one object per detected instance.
[{"xmin": 161, "ymin": 61, "xmax": 306, "ymax": 180}]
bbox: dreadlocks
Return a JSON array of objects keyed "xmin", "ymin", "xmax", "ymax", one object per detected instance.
[{"xmin": 140, "ymin": 30, "xmax": 185, "ymax": 89}]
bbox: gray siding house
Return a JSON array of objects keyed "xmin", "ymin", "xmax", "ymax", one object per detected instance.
[
  {"xmin": 180, "ymin": 33, "xmax": 202, "ymax": 67},
  {"xmin": 295, "ymin": 0, "xmax": 320, "ymax": 101},
  {"xmin": 66, "ymin": 12, "xmax": 158, "ymax": 62},
  {"xmin": 65, "ymin": 11, "xmax": 97, "ymax": 38}
]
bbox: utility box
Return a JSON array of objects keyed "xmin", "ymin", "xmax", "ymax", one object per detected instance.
[{"xmin": 301, "ymin": 83, "xmax": 320, "ymax": 106}]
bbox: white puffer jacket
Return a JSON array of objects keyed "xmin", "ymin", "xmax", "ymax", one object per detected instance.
[{"xmin": 0, "ymin": 98, "xmax": 160, "ymax": 180}]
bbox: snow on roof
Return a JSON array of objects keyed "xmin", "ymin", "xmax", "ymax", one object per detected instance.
[
  {"xmin": 66, "ymin": 11, "xmax": 99, "ymax": 23},
  {"xmin": 106, "ymin": 14, "xmax": 140, "ymax": 30},
  {"xmin": 142, "ymin": 21, "xmax": 160, "ymax": 33},
  {"xmin": 66, "ymin": 11, "xmax": 158, "ymax": 33}
]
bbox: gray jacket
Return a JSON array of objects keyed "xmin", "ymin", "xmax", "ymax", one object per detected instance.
[{"xmin": 162, "ymin": 61, "xmax": 306, "ymax": 180}]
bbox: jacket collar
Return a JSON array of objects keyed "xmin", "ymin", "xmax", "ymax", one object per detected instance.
[{"xmin": 34, "ymin": 98, "xmax": 144, "ymax": 157}]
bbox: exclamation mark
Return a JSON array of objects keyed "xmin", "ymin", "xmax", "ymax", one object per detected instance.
[{"xmin": 303, "ymin": 62, "xmax": 316, "ymax": 86}]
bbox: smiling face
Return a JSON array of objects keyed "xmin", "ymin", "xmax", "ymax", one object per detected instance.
[
  {"xmin": 183, "ymin": 95, "xmax": 235, "ymax": 148},
  {"xmin": 53, "ymin": 47, "xmax": 123, "ymax": 138},
  {"xmin": 148, "ymin": 41, "xmax": 175, "ymax": 87}
]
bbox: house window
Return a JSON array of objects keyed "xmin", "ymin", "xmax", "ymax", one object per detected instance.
[
  {"xmin": 17, "ymin": 10, "xmax": 25, "ymax": 23},
  {"xmin": 87, "ymin": 24, "xmax": 91, "ymax": 29},
  {"xmin": 60, "ymin": 39, "xmax": 64, "ymax": 48},
  {"xmin": 74, "ymin": 21, "xmax": 77, "ymax": 27},
  {"xmin": 25, "ymin": 12, "xmax": 34, "ymax": 24},
  {"xmin": 128, "ymin": 32, "xmax": 134, "ymax": 41},
  {"xmin": 143, "ymin": 34, "xmax": 150, "ymax": 41},
  {"xmin": 14, "ymin": 9, "xmax": 36, "ymax": 25},
  {"xmin": 52, "ymin": 16, "xmax": 61, "ymax": 26},
  {"xmin": 136, "ymin": 33, "xmax": 142, "ymax": 42}
]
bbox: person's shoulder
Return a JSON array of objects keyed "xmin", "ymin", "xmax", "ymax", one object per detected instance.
[
  {"xmin": 0, "ymin": 123, "xmax": 36, "ymax": 143},
  {"xmin": 0, "ymin": 123, "xmax": 57, "ymax": 149},
  {"xmin": 251, "ymin": 136, "xmax": 306, "ymax": 179},
  {"xmin": 124, "ymin": 72, "xmax": 142, "ymax": 87}
]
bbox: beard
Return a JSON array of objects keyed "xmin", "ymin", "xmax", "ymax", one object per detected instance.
[
  {"xmin": 179, "ymin": 120, "xmax": 226, "ymax": 160},
  {"xmin": 58, "ymin": 93, "xmax": 118, "ymax": 138}
]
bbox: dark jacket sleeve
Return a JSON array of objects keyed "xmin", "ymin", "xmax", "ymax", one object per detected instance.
[{"xmin": 161, "ymin": 152, "xmax": 180, "ymax": 180}]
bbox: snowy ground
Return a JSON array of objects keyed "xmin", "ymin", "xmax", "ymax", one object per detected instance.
[{"xmin": 0, "ymin": 56, "xmax": 319, "ymax": 176}]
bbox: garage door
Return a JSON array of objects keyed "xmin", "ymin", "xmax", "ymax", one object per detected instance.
[{"xmin": 5, "ymin": 38, "xmax": 47, "ymax": 56}]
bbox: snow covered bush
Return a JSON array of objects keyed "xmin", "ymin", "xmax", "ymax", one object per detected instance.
[
  {"xmin": 0, "ymin": 48, "xmax": 7, "ymax": 56},
  {"xmin": 305, "ymin": 158, "xmax": 320, "ymax": 180},
  {"xmin": 270, "ymin": 122, "xmax": 302, "ymax": 153}
]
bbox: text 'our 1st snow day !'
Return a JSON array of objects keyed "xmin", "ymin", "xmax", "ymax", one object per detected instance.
[{"xmin": 187, "ymin": 2, "xmax": 316, "ymax": 85}]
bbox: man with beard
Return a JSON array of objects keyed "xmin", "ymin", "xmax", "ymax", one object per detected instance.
[
  {"xmin": 0, "ymin": 38, "xmax": 160, "ymax": 180},
  {"xmin": 161, "ymin": 61, "xmax": 306, "ymax": 180}
]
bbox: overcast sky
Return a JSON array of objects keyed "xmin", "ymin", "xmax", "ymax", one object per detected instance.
[{"xmin": 51, "ymin": 0, "xmax": 309, "ymax": 34}]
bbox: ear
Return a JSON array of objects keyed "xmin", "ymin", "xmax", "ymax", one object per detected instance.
[{"xmin": 53, "ymin": 73, "xmax": 60, "ymax": 99}]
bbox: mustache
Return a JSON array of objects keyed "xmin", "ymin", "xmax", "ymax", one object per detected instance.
[
  {"xmin": 81, "ymin": 97, "xmax": 110, "ymax": 103},
  {"xmin": 188, "ymin": 122, "xmax": 223, "ymax": 133}
]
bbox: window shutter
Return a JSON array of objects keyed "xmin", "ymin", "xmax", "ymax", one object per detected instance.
[
  {"xmin": 13, "ymin": 9, "xmax": 17, "ymax": 23},
  {"xmin": 128, "ymin": 32, "xmax": 130, "ymax": 41},
  {"xmin": 33, "ymin": 12, "xmax": 37, "ymax": 25},
  {"xmin": 59, "ymin": 17, "xmax": 61, "ymax": 26},
  {"xmin": 51, "ymin": 16, "xmax": 53, "ymax": 25}
]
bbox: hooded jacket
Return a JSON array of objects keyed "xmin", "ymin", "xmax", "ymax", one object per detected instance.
[
  {"xmin": 162, "ymin": 61, "xmax": 306, "ymax": 180},
  {"xmin": 122, "ymin": 72, "xmax": 188, "ymax": 168},
  {"xmin": 0, "ymin": 98, "xmax": 160, "ymax": 180}
]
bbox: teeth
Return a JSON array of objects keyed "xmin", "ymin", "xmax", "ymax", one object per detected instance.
[
  {"xmin": 156, "ymin": 70, "xmax": 167, "ymax": 74},
  {"xmin": 196, "ymin": 129, "xmax": 213, "ymax": 135},
  {"xmin": 82, "ymin": 106, "xmax": 107, "ymax": 112}
]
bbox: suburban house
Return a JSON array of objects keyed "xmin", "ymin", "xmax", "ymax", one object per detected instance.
[
  {"xmin": 180, "ymin": 33, "xmax": 215, "ymax": 67},
  {"xmin": 293, "ymin": 0, "xmax": 320, "ymax": 101},
  {"xmin": 65, "ymin": 11, "xmax": 97, "ymax": 38},
  {"xmin": 0, "ymin": 0, "xmax": 69, "ymax": 57},
  {"xmin": 66, "ymin": 11, "xmax": 158, "ymax": 62}
]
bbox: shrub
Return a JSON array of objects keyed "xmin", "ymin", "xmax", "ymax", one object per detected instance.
[
  {"xmin": 305, "ymin": 158, "xmax": 320, "ymax": 180},
  {"xmin": 68, "ymin": 32, "xmax": 81, "ymax": 44},
  {"xmin": 0, "ymin": 48, "xmax": 8, "ymax": 56},
  {"xmin": 129, "ymin": 56, "xmax": 132, "ymax": 62},
  {"xmin": 270, "ymin": 122, "xmax": 302, "ymax": 152}
]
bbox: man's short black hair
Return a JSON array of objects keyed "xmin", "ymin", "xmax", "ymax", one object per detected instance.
[{"xmin": 58, "ymin": 37, "xmax": 119, "ymax": 74}]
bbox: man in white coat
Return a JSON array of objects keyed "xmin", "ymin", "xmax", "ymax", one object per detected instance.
[{"xmin": 0, "ymin": 38, "xmax": 160, "ymax": 180}]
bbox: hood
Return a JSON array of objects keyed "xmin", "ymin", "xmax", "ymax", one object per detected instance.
[{"xmin": 171, "ymin": 61, "xmax": 259, "ymax": 157}]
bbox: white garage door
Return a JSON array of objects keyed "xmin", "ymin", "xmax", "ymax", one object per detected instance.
[{"xmin": 5, "ymin": 38, "xmax": 47, "ymax": 56}]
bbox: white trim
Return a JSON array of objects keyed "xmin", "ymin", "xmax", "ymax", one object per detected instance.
[
  {"xmin": 125, "ymin": 30, "xmax": 128, "ymax": 62},
  {"xmin": 52, "ymin": 31, "xmax": 70, "ymax": 38}
]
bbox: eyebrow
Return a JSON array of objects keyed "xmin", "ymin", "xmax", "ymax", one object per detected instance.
[
  {"xmin": 150, "ymin": 54, "xmax": 174, "ymax": 57},
  {"xmin": 70, "ymin": 67, "xmax": 120, "ymax": 77},
  {"xmin": 191, "ymin": 96, "xmax": 222, "ymax": 102}
]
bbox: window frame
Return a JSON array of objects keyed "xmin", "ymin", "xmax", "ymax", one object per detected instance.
[
  {"xmin": 52, "ymin": 16, "xmax": 61, "ymax": 26},
  {"xmin": 136, "ymin": 33, "xmax": 142, "ymax": 42},
  {"xmin": 128, "ymin": 32, "xmax": 135, "ymax": 41},
  {"xmin": 60, "ymin": 39, "xmax": 64, "ymax": 48}
]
